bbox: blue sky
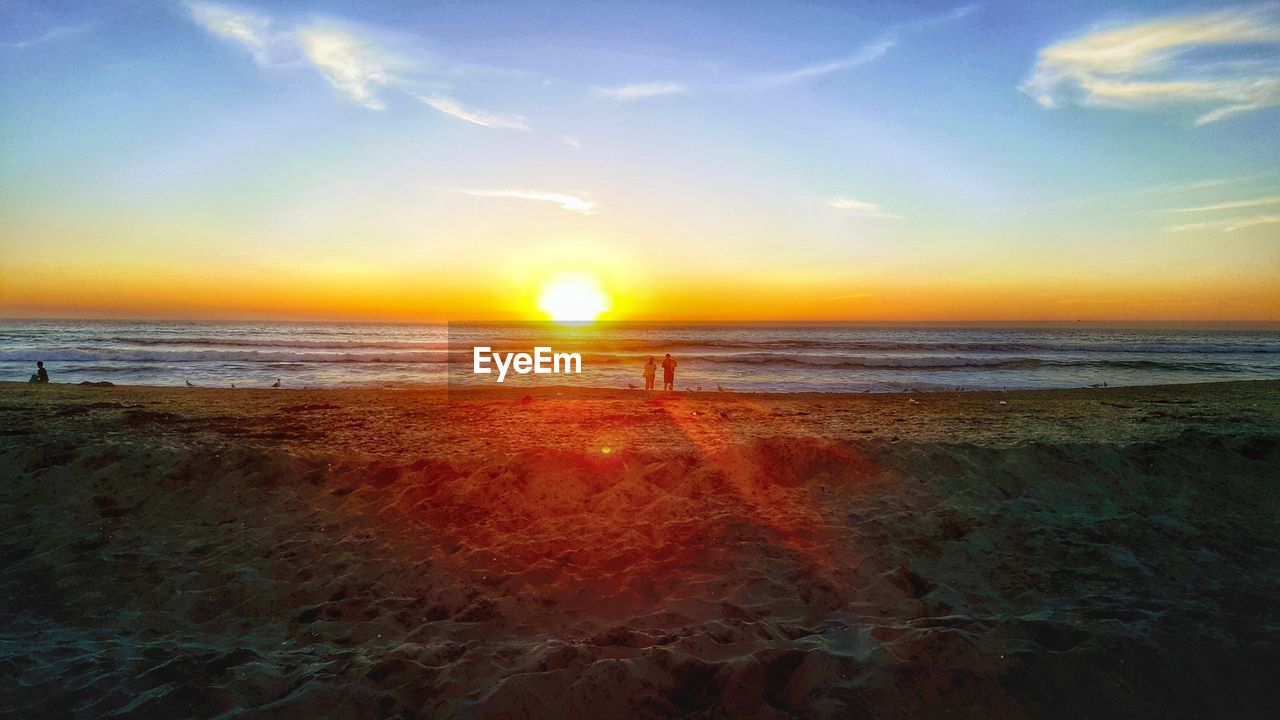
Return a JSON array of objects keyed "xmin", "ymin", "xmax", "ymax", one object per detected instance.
[{"xmin": 1, "ymin": 0, "xmax": 1278, "ymax": 320}]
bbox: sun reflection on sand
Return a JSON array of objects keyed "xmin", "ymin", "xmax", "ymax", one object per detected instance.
[{"xmin": 364, "ymin": 395, "xmax": 887, "ymax": 622}]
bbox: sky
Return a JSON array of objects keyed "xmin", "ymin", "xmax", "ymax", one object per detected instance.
[{"xmin": 1, "ymin": 0, "xmax": 1278, "ymax": 322}]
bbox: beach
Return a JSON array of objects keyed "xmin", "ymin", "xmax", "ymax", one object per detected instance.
[{"xmin": 2, "ymin": 379, "xmax": 1279, "ymax": 718}]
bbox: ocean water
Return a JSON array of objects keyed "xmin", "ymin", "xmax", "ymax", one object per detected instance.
[{"xmin": 1, "ymin": 320, "xmax": 1278, "ymax": 392}]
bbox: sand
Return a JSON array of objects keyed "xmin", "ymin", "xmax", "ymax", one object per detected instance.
[{"xmin": 1, "ymin": 380, "xmax": 1279, "ymax": 718}]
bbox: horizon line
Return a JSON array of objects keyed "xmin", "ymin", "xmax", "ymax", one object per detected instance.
[{"xmin": 3, "ymin": 315, "xmax": 1279, "ymax": 329}]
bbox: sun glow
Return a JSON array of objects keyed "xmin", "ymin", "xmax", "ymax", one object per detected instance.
[{"xmin": 537, "ymin": 273, "xmax": 610, "ymax": 322}]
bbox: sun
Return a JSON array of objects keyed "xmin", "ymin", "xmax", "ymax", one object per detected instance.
[{"xmin": 537, "ymin": 273, "xmax": 610, "ymax": 322}]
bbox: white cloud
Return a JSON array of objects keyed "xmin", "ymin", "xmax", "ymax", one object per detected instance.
[
  {"xmin": 827, "ymin": 197, "xmax": 900, "ymax": 219},
  {"xmin": 187, "ymin": 1, "xmax": 291, "ymax": 66},
  {"xmin": 590, "ymin": 7, "xmax": 976, "ymax": 102},
  {"xmin": 593, "ymin": 82, "xmax": 686, "ymax": 101},
  {"xmin": 188, "ymin": 3, "xmax": 407, "ymax": 108},
  {"xmin": 418, "ymin": 94, "xmax": 530, "ymax": 130},
  {"xmin": 0, "ymin": 24, "xmax": 91, "ymax": 50},
  {"xmin": 297, "ymin": 26, "xmax": 404, "ymax": 110},
  {"xmin": 1167, "ymin": 213, "xmax": 1280, "ymax": 232},
  {"xmin": 1022, "ymin": 5, "xmax": 1280, "ymax": 124},
  {"xmin": 1172, "ymin": 195, "xmax": 1280, "ymax": 213},
  {"xmin": 755, "ymin": 36, "xmax": 897, "ymax": 87},
  {"xmin": 752, "ymin": 4, "xmax": 975, "ymax": 87},
  {"xmin": 449, "ymin": 189, "xmax": 596, "ymax": 214},
  {"xmin": 188, "ymin": 4, "xmax": 534, "ymax": 122},
  {"xmin": 1045, "ymin": 173, "xmax": 1280, "ymax": 210},
  {"xmin": 1224, "ymin": 214, "xmax": 1280, "ymax": 231}
]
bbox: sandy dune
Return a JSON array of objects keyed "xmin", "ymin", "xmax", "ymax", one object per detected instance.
[{"xmin": 1, "ymin": 381, "xmax": 1279, "ymax": 718}]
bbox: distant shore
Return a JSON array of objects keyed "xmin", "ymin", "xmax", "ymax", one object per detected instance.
[{"xmin": 2, "ymin": 378, "xmax": 1278, "ymax": 717}]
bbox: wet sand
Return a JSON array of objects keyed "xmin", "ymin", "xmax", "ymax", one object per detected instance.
[{"xmin": 2, "ymin": 380, "xmax": 1279, "ymax": 718}]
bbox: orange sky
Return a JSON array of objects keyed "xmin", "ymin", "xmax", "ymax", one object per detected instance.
[
  {"xmin": 3, "ymin": 2, "xmax": 1279, "ymax": 324},
  {"xmin": 3, "ymin": 257, "xmax": 1277, "ymax": 323}
]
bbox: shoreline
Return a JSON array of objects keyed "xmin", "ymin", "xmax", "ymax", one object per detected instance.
[
  {"xmin": 5, "ymin": 375, "xmax": 1278, "ymax": 396},
  {"xmin": 7, "ymin": 322, "xmax": 1275, "ymax": 397}
]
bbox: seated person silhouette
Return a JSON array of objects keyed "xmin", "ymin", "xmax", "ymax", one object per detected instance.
[{"xmin": 29, "ymin": 361, "xmax": 49, "ymax": 384}]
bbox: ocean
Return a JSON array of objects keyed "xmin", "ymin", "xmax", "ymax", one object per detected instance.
[{"xmin": 2, "ymin": 320, "xmax": 1279, "ymax": 392}]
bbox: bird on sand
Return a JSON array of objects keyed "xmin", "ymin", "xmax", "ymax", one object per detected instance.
[
  {"xmin": 627, "ymin": 382, "xmax": 637, "ymax": 389},
  {"xmin": 231, "ymin": 383, "xmax": 237, "ymax": 389},
  {"xmin": 272, "ymin": 378, "xmax": 281, "ymax": 388},
  {"xmin": 185, "ymin": 380, "xmax": 195, "ymax": 387},
  {"xmin": 716, "ymin": 383, "xmax": 725, "ymax": 392}
]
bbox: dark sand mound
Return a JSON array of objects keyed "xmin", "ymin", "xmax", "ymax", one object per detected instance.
[{"xmin": 3, "ymin": 421, "xmax": 1279, "ymax": 718}]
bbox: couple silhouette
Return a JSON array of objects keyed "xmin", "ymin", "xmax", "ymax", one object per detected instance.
[{"xmin": 642, "ymin": 354, "xmax": 677, "ymax": 391}]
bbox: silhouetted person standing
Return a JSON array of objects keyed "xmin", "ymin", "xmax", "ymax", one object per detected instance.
[
  {"xmin": 661, "ymin": 353, "xmax": 677, "ymax": 391},
  {"xmin": 29, "ymin": 361, "xmax": 49, "ymax": 384},
  {"xmin": 643, "ymin": 356, "xmax": 657, "ymax": 390}
]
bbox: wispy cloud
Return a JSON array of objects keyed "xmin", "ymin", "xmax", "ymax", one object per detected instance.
[
  {"xmin": 1171, "ymin": 195, "xmax": 1280, "ymax": 213},
  {"xmin": 297, "ymin": 27, "xmax": 405, "ymax": 109},
  {"xmin": 1223, "ymin": 214, "xmax": 1280, "ymax": 231},
  {"xmin": 418, "ymin": 94, "xmax": 529, "ymax": 129},
  {"xmin": 449, "ymin": 189, "xmax": 596, "ymax": 214},
  {"xmin": 187, "ymin": 2, "xmax": 525, "ymax": 121},
  {"xmin": 593, "ymin": 82, "xmax": 686, "ymax": 101},
  {"xmin": 1163, "ymin": 193, "xmax": 1280, "ymax": 231},
  {"xmin": 188, "ymin": 2, "xmax": 404, "ymax": 107},
  {"xmin": 187, "ymin": 1, "xmax": 293, "ymax": 66},
  {"xmin": 1056, "ymin": 297, "xmax": 1209, "ymax": 307},
  {"xmin": 1167, "ymin": 214, "xmax": 1280, "ymax": 233},
  {"xmin": 0, "ymin": 24, "xmax": 91, "ymax": 50},
  {"xmin": 1022, "ymin": 4, "xmax": 1280, "ymax": 125},
  {"xmin": 827, "ymin": 197, "xmax": 901, "ymax": 219},
  {"xmin": 1044, "ymin": 172, "xmax": 1280, "ymax": 210},
  {"xmin": 592, "ymin": 5, "xmax": 975, "ymax": 99},
  {"xmin": 754, "ymin": 37, "xmax": 896, "ymax": 87},
  {"xmin": 753, "ymin": 4, "xmax": 976, "ymax": 87}
]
